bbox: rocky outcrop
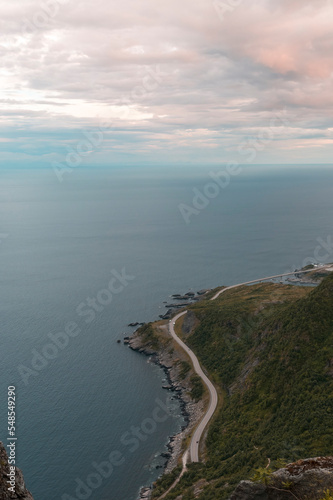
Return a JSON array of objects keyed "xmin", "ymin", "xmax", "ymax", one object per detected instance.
[
  {"xmin": 0, "ymin": 442, "xmax": 33, "ymax": 500},
  {"xmin": 181, "ymin": 310, "xmax": 197, "ymax": 336},
  {"xmin": 157, "ymin": 291, "xmax": 202, "ymax": 321},
  {"xmin": 159, "ymin": 309, "xmax": 173, "ymax": 320},
  {"xmin": 164, "ymin": 303, "xmax": 189, "ymax": 309},
  {"xmin": 229, "ymin": 457, "xmax": 333, "ymax": 500},
  {"xmin": 139, "ymin": 486, "xmax": 152, "ymax": 499}
]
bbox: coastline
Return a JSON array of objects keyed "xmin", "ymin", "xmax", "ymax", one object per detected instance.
[
  {"xmin": 125, "ymin": 321, "xmax": 205, "ymax": 499},
  {"xmin": 126, "ymin": 265, "xmax": 333, "ymax": 499}
]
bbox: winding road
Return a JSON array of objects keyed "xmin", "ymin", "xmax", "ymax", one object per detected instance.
[
  {"xmin": 169, "ymin": 268, "xmax": 321, "ymax": 464},
  {"xmin": 169, "ymin": 311, "xmax": 218, "ymax": 462},
  {"xmin": 158, "ymin": 266, "xmax": 326, "ymax": 498}
]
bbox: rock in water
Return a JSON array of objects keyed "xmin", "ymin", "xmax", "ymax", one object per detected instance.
[
  {"xmin": 139, "ymin": 486, "xmax": 151, "ymax": 498},
  {"xmin": 0, "ymin": 442, "xmax": 34, "ymax": 499}
]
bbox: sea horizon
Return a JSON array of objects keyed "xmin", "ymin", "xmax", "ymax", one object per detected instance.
[{"xmin": 1, "ymin": 164, "xmax": 333, "ymax": 499}]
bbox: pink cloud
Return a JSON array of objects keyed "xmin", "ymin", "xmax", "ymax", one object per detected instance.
[
  {"xmin": 1, "ymin": 0, "xmax": 333, "ymax": 164},
  {"xmin": 207, "ymin": 0, "xmax": 333, "ymax": 79}
]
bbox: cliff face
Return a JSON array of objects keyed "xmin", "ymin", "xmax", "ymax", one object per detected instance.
[
  {"xmin": 230, "ymin": 457, "xmax": 333, "ymax": 500},
  {"xmin": 0, "ymin": 442, "xmax": 33, "ymax": 500}
]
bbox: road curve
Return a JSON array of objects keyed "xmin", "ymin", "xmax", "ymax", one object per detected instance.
[
  {"xmin": 157, "ymin": 267, "xmax": 329, "ymax": 499},
  {"xmin": 158, "ymin": 450, "xmax": 189, "ymax": 499},
  {"xmin": 168, "ymin": 267, "xmax": 319, "ymax": 466},
  {"xmin": 169, "ymin": 312, "xmax": 218, "ymax": 462},
  {"xmin": 210, "ymin": 268, "xmax": 316, "ymax": 301}
]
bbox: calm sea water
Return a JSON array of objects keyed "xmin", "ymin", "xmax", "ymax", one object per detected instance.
[{"xmin": 0, "ymin": 165, "xmax": 332, "ymax": 500}]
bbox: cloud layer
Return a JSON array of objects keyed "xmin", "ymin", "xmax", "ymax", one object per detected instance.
[{"xmin": 1, "ymin": 0, "xmax": 333, "ymax": 166}]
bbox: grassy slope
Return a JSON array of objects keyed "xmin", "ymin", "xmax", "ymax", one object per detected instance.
[{"xmin": 153, "ymin": 276, "xmax": 333, "ymax": 499}]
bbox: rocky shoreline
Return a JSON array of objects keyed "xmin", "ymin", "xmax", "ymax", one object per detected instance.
[{"xmin": 125, "ymin": 315, "xmax": 205, "ymax": 500}]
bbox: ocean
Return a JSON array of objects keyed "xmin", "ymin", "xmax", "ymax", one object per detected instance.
[{"xmin": 0, "ymin": 164, "xmax": 332, "ymax": 500}]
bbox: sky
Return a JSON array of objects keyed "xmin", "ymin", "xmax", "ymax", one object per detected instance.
[{"xmin": 1, "ymin": 0, "xmax": 333, "ymax": 168}]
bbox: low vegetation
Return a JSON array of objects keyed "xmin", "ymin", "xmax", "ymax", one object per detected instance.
[
  {"xmin": 152, "ymin": 275, "xmax": 333, "ymax": 499},
  {"xmin": 189, "ymin": 374, "xmax": 204, "ymax": 402},
  {"xmin": 139, "ymin": 322, "xmax": 161, "ymax": 349},
  {"xmin": 179, "ymin": 361, "xmax": 191, "ymax": 380}
]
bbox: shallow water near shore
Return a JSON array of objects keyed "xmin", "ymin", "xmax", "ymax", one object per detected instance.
[{"xmin": 0, "ymin": 164, "xmax": 333, "ymax": 499}]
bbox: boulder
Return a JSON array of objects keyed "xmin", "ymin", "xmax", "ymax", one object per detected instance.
[
  {"xmin": 0, "ymin": 442, "xmax": 34, "ymax": 500},
  {"xmin": 229, "ymin": 457, "xmax": 333, "ymax": 500}
]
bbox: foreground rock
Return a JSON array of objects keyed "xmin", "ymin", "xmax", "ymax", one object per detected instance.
[
  {"xmin": 229, "ymin": 457, "xmax": 333, "ymax": 499},
  {"xmin": 0, "ymin": 442, "xmax": 33, "ymax": 500}
]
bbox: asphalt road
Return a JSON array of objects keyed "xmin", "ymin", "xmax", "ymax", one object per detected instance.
[
  {"xmin": 158, "ymin": 266, "xmax": 329, "ymax": 498},
  {"xmin": 169, "ymin": 267, "xmax": 321, "ymax": 463},
  {"xmin": 168, "ymin": 311, "xmax": 218, "ymax": 462}
]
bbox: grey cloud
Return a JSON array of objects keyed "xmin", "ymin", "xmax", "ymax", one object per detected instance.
[{"xmin": 0, "ymin": 0, "xmax": 333, "ymax": 165}]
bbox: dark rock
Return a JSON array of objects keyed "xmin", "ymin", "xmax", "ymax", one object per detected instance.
[
  {"xmin": 139, "ymin": 486, "xmax": 151, "ymax": 499},
  {"xmin": 165, "ymin": 303, "xmax": 188, "ymax": 308},
  {"xmin": 229, "ymin": 481, "xmax": 267, "ymax": 500},
  {"xmin": 229, "ymin": 457, "xmax": 333, "ymax": 500},
  {"xmin": 182, "ymin": 310, "xmax": 197, "ymax": 335},
  {"xmin": 159, "ymin": 309, "xmax": 173, "ymax": 320},
  {"xmin": 0, "ymin": 442, "xmax": 34, "ymax": 500}
]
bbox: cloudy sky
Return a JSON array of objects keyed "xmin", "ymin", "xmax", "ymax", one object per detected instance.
[{"xmin": 1, "ymin": 0, "xmax": 333, "ymax": 167}]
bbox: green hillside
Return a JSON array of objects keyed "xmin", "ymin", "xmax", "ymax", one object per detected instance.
[{"xmin": 152, "ymin": 274, "xmax": 333, "ymax": 499}]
